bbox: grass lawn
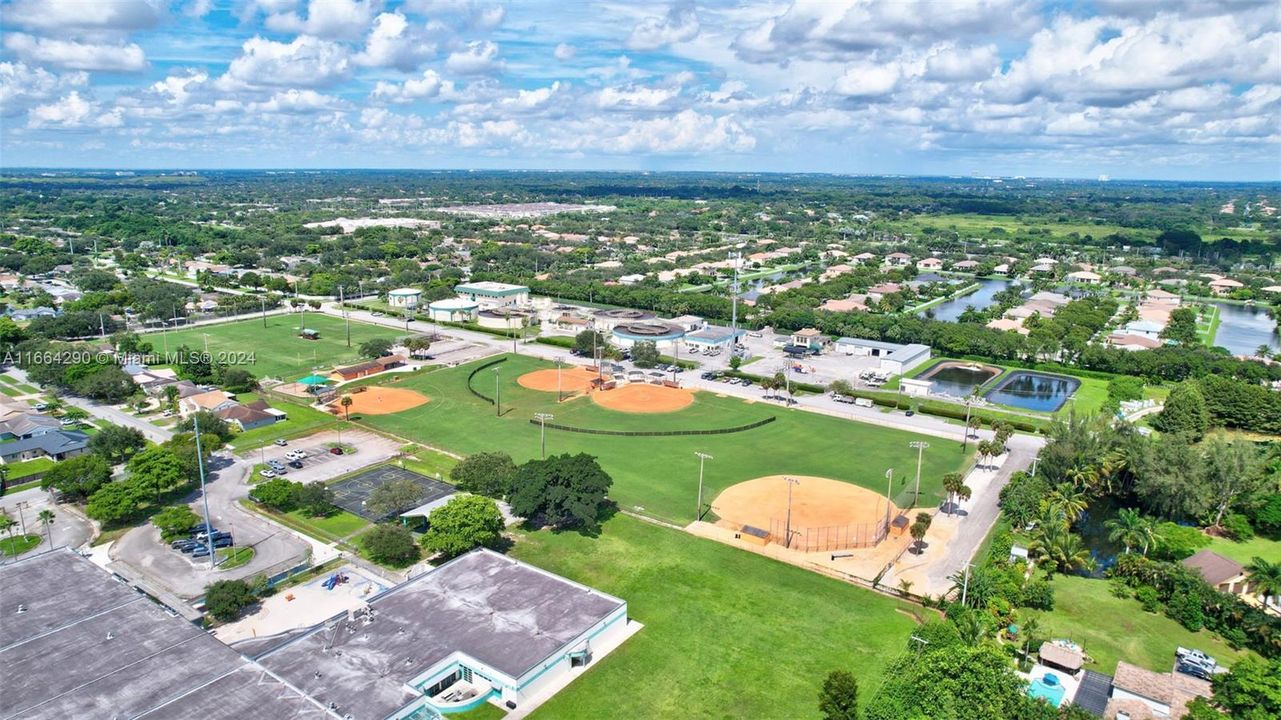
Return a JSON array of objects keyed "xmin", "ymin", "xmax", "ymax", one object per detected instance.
[
  {"xmin": 0, "ymin": 385, "xmax": 19, "ymax": 397},
  {"xmin": 232, "ymin": 393, "xmax": 343, "ymax": 450},
  {"xmin": 6, "ymin": 457, "xmax": 54, "ymax": 480},
  {"xmin": 155, "ymin": 314, "xmax": 404, "ymax": 379},
  {"xmin": 0, "ymin": 533, "xmax": 41, "ymax": 556},
  {"xmin": 359, "ymin": 354, "xmax": 968, "ymax": 525},
  {"xmin": 509, "ymin": 514, "xmax": 925, "ymax": 719},
  {"xmin": 13, "ymin": 383, "xmax": 38, "ymax": 394},
  {"xmin": 1206, "ymin": 535, "xmax": 1281, "ymax": 566},
  {"xmin": 1063, "ymin": 376, "xmax": 1108, "ymax": 417},
  {"xmin": 1026, "ymin": 574, "xmax": 1254, "ymax": 674},
  {"xmin": 216, "ymin": 546, "xmax": 255, "ymax": 570},
  {"xmin": 285, "ymin": 508, "xmax": 369, "ymax": 540},
  {"xmin": 399, "ymin": 449, "xmax": 459, "ymax": 479}
]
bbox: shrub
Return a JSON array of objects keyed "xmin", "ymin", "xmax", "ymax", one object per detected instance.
[
  {"xmin": 151, "ymin": 505, "xmax": 200, "ymax": 541},
  {"xmin": 361, "ymin": 523, "xmax": 420, "ymax": 567},
  {"xmin": 1135, "ymin": 586, "xmax": 1160, "ymax": 613},
  {"xmin": 251, "ymin": 477, "xmax": 301, "ymax": 512},
  {"xmin": 1221, "ymin": 512, "xmax": 1254, "ymax": 541},
  {"xmin": 1020, "ymin": 579, "xmax": 1055, "ymax": 611},
  {"xmin": 204, "ymin": 579, "xmax": 256, "ymax": 622},
  {"xmin": 1248, "ymin": 494, "xmax": 1281, "ymax": 537},
  {"xmin": 1165, "ymin": 590, "xmax": 1205, "ymax": 631},
  {"xmin": 1151, "ymin": 522, "xmax": 1210, "ymax": 561}
]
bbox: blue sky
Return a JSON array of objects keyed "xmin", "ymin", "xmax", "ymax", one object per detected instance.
[{"xmin": 1, "ymin": 0, "xmax": 1278, "ymax": 180}]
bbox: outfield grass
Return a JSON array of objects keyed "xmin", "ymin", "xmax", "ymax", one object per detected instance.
[
  {"xmin": 510, "ymin": 514, "xmax": 924, "ymax": 719},
  {"xmin": 155, "ymin": 314, "xmax": 403, "ymax": 379},
  {"xmin": 359, "ymin": 354, "xmax": 967, "ymax": 525},
  {"xmin": 1026, "ymin": 575, "xmax": 1254, "ymax": 674},
  {"xmin": 1206, "ymin": 535, "xmax": 1281, "ymax": 566}
]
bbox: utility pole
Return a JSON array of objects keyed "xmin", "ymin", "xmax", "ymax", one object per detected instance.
[
  {"xmin": 555, "ymin": 358, "xmax": 563, "ymax": 403},
  {"xmin": 729, "ymin": 251, "xmax": 740, "ymax": 359},
  {"xmin": 534, "ymin": 413, "xmax": 553, "ymax": 459},
  {"xmin": 260, "ymin": 295, "xmax": 266, "ymax": 327},
  {"xmin": 14, "ymin": 501, "xmax": 28, "ymax": 535},
  {"xmin": 884, "ymin": 468, "xmax": 894, "ymax": 530},
  {"xmin": 194, "ymin": 414, "xmax": 216, "ymax": 570},
  {"xmin": 784, "ymin": 476, "xmax": 800, "ymax": 548},
  {"xmin": 909, "ymin": 441, "xmax": 929, "ymax": 508},
  {"xmin": 962, "ymin": 399, "xmax": 973, "ymax": 452},
  {"xmin": 694, "ymin": 452, "xmax": 713, "ymax": 522},
  {"xmin": 339, "ymin": 285, "xmax": 350, "ymax": 347},
  {"xmin": 493, "ymin": 367, "xmax": 501, "ymax": 417}
]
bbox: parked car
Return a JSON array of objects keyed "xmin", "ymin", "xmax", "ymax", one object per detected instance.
[
  {"xmin": 195, "ymin": 528, "xmax": 222, "ymax": 541},
  {"xmin": 190, "ymin": 523, "xmax": 215, "ymax": 535},
  {"xmin": 1177, "ymin": 661, "xmax": 1214, "ymax": 680},
  {"xmin": 211, "ymin": 536, "xmax": 234, "ymax": 549},
  {"xmin": 288, "ymin": 459, "xmax": 303, "ymax": 469},
  {"xmin": 171, "ymin": 539, "xmax": 200, "ymax": 551},
  {"xmin": 259, "ymin": 469, "xmax": 277, "ymax": 479},
  {"xmin": 832, "ymin": 394, "xmax": 856, "ymax": 404},
  {"xmin": 329, "ymin": 447, "xmax": 344, "ymax": 455},
  {"xmin": 274, "ymin": 439, "xmax": 288, "ymax": 447}
]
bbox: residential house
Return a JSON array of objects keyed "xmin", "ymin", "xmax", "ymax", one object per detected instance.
[
  {"xmin": 916, "ymin": 257, "xmax": 943, "ymax": 271},
  {"xmin": 0, "ymin": 430, "xmax": 90, "ymax": 464},
  {"xmin": 179, "ymin": 389, "xmax": 237, "ymax": 416},
  {"xmin": 820, "ymin": 264, "xmax": 853, "ymax": 281},
  {"xmin": 1110, "ymin": 266, "xmax": 1137, "ymax": 277},
  {"xmin": 1209, "ymin": 278, "xmax": 1244, "ymax": 296},
  {"xmin": 0, "ymin": 413, "xmax": 61, "ymax": 440},
  {"xmin": 1107, "ymin": 333, "xmax": 1163, "ymax": 351},
  {"xmin": 1067, "ymin": 270, "xmax": 1103, "ymax": 285},
  {"xmin": 1182, "ymin": 550, "xmax": 1252, "ymax": 595},
  {"xmin": 867, "ymin": 282, "xmax": 902, "ymax": 303},
  {"xmin": 953, "ymin": 260, "xmax": 979, "ymax": 271},
  {"xmin": 1105, "ymin": 661, "xmax": 1211, "ymax": 720},
  {"xmin": 884, "ymin": 252, "xmax": 912, "ymax": 267},
  {"xmin": 8, "ymin": 307, "xmax": 58, "ymax": 322},
  {"xmin": 215, "ymin": 399, "xmax": 285, "ymax": 431},
  {"xmin": 851, "ymin": 252, "xmax": 877, "ymax": 266},
  {"xmin": 1123, "ymin": 320, "xmax": 1165, "ymax": 340},
  {"xmin": 820, "ymin": 296, "xmax": 869, "ymax": 313}
]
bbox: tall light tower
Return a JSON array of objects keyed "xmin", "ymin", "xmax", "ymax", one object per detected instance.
[
  {"xmin": 493, "ymin": 367, "xmax": 502, "ymax": 417},
  {"xmin": 784, "ymin": 476, "xmax": 800, "ymax": 548},
  {"xmin": 908, "ymin": 441, "xmax": 929, "ymax": 508},
  {"xmin": 729, "ymin": 251, "xmax": 741, "ymax": 359},
  {"xmin": 694, "ymin": 451, "xmax": 713, "ymax": 522},
  {"xmin": 883, "ymin": 468, "xmax": 894, "ymax": 530},
  {"xmin": 193, "ymin": 414, "xmax": 216, "ymax": 570},
  {"xmin": 534, "ymin": 413, "xmax": 554, "ymax": 459}
]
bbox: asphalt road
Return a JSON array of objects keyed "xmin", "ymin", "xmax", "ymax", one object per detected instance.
[{"xmin": 0, "ymin": 486, "xmax": 94, "ymax": 562}]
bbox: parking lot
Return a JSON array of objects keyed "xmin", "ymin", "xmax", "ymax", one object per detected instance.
[{"xmin": 245, "ymin": 429, "xmax": 403, "ymax": 485}]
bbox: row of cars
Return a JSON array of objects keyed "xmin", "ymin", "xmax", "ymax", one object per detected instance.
[
  {"xmin": 171, "ymin": 524, "xmax": 234, "ymax": 559},
  {"xmin": 700, "ymin": 371, "xmax": 752, "ymax": 386}
]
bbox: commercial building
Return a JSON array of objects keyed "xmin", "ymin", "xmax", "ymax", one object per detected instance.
[
  {"xmin": 426, "ymin": 298, "xmax": 479, "ymax": 323},
  {"xmin": 834, "ymin": 338, "xmax": 932, "ymax": 375},
  {"xmin": 388, "ymin": 288, "xmax": 423, "ymax": 308},
  {"xmin": 454, "ymin": 281, "xmax": 530, "ymax": 309},
  {"xmin": 683, "ymin": 324, "xmax": 744, "ymax": 352}
]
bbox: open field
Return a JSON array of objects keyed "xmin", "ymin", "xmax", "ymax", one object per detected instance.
[
  {"xmin": 155, "ymin": 314, "xmax": 403, "ymax": 379},
  {"xmin": 1206, "ymin": 535, "xmax": 1281, "ymax": 566},
  {"xmin": 510, "ymin": 514, "xmax": 925, "ymax": 719},
  {"xmin": 1026, "ymin": 575, "xmax": 1254, "ymax": 675},
  {"xmin": 358, "ymin": 354, "xmax": 967, "ymax": 525}
]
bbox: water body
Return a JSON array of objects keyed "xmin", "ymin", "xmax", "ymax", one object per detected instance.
[
  {"xmin": 1210, "ymin": 301, "xmax": 1279, "ymax": 356},
  {"xmin": 920, "ymin": 278, "xmax": 1015, "ymax": 322},
  {"xmin": 918, "ymin": 361, "xmax": 1002, "ymax": 398},
  {"xmin": 984, "ymin": 371, "xmax": 1080, "ymax": 413}
]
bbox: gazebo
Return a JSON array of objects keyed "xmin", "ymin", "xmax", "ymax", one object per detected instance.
[{"xmin": 297, "ymin": 374, "xmax": 331, "ymax": 393}]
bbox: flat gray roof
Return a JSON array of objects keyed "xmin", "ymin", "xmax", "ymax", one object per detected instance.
[
  {"xmin": 685, "ymin": 325, "xmax": 743, "ymax": 343},
  {"xmin": 0, "ymin": 550, "xmax": 330, "ymax": 720},
  {"xmin": 257, "ymin": 549, "xmax": 625, "ymax": 720}
]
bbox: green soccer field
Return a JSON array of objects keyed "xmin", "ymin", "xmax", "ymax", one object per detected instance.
[
  {"xmin": 358, "ymin": 354, "xmax": 969, "ymax": 525},
  {"xmin": 149, "ymin": 314, "xmax": 405, "ymax": 380},
  {"xmin": 511, "ymin": 514, "xmax": 923, "ymax": 719}
]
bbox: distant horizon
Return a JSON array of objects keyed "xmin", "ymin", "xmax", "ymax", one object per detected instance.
[
  {"xmin": 2, "ymin": 1, "xmax": 1278, "ymax": 181},
  {"xmin": 4, "ymin": 165, "xmax": 1280, "ymax": 186}
]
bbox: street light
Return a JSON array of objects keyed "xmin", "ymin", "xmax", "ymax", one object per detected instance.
[
  {"xmin": 193, "ymin": 414, "xmax": 216, "ymax": 570},
  {"xmin": 555, "ymin": 358, "xmax": 564, "ymax": 403},
  {"xmin": 909, "ymin": 441, "xmax": 929, "ymax": 508},
  {"xmin": 14, "ymin": 501, "xmax": 28, "ymax": 535},
  {"xmin": 694, "ymin": 451, "xmax": 713, "ymax": 522},
  {"xmin": 784, "ymin": 476, "xmax": 800, "ymax": 548},
  {"xmin": 961, "ymin": 561, "xmax": 977, "ymax": 607},
  {"xmin": 534, "ymin": 413, "xmax": 554, "ymax": 459},
  {"xmin": 883, "ymin": 468, "xmax": 894, "ymax": 530}
]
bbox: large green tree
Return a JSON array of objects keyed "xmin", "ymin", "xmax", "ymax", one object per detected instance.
[
  {"xmin": 422, "ymin": 495, "xmax": 505, "ymax": 559},
  {"xmin": 366, "ymin": 478, "xmax": 425, "ymax": 519},
  {"xmin": 508, "ymin": 453, "xmax": 613, "ymax": 533},
  {"xmin": 151, "ymin": 505, "xmax": 200, "ymax": 541},
  {"xmin": 1208, "ymin": 657, "xmax": 1281, "ymax": 720},
  {"xmin": 863, "ymin": 643, "xmax": 1050, "ymax": 720},
  {"xmin": 1152, "ymin": 381, "xmax": 1209, "ymax": 440},
  {"xmin": 126, "ymin": 446, "xmax": 188, "ymax": 502},
  {"xmin": 360, "ymin": 523, "xmax": 420, "ymax": 567},
  {"xmin": 818, "ymin": 670, "xmax": 859, "ymax": 720},
  {"xmin": 204, "ymin": 579, "xmax": 257, "ymax": 622},
  {"xmin": 450, "ymin": 451, "xmax": 517, "ymax": 498},
  {"xmin": 89, "ymin": 424, "xmax": 146, "ymax": 464},
  {"xmin": 85, "ymin": 481, "xmax": 144, "ymax": 524},
  {"xmin": 41, "ymin": 454, "xmax": 112, "ymax": 501}
]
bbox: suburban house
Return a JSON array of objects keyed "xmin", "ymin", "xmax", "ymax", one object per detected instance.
[
  {"xmin": 1067, "ymin": 270, "xmax": 1103, "ymax": 285},
  {"xmin": 214, "ymin": 399, "xmax": 285, "ymax": 431},
  {"xmin": 329, "ymin": 355, "xmax": 408, "ymax": 382},
  {"xmin": 867, "ymin": 282, "xmax": 902, "ymax": 303},
  {"xmin": 8, "ymin": 307, "xmax": 58, "ymax": 322},
  {"xmin": 851, "ymin": 252, "xmax": 877, "ymax": 265},
  {"xmin": 1182, "ymin": 550, "xmax": 1252, "ymax": 595},
  {"xmin": 179, "ymin": 389, "xmax": 237, "ymax": 416},
  {"xmin": 1209, "ymin": 278, "xmax": 1244, "ymax": 296},
  {"xmin": 0, "ymin": 429, "xmax": 90, "ymax": 464},
  {"xmin": 0, "ymin": 413, "xmax": 61, "ymax": 441},
  {"xmin": 820, "ymin": 296, "xmax": 869, "ymax": 313},
  {"xmin": 1105, "ymin": 661, "xmax": 1212, "ymax": 719},
  {"xmin": 953, "ymin": 259, "xmax": 979, "ymax": 271},
  {"xmin": 884, "ymin": 252, "xmax": 912, "ymax": 267},
  {"xmin": 916, "ymin": 257, "xmax": 943, "ymax": 271},
  {"xmin": 1107, "ymin": 333, "xmax": 1163, "ymax": 351}
]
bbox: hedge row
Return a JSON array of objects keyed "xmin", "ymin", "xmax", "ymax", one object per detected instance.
[
  {"xmin": 533, "ymin": 416, "xmax": 777, "ymax": 437},
  {"xmin": 466, "ymin": 357, "xmax": 507, "ymax": 405}
]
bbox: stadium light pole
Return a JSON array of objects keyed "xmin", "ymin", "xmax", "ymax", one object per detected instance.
[
  {"xmin": 961, "ymin": 399, "xmax": 973, "ymax": 452},
  {"xmin": 909, "ymin": 441, "xmax": 929, "ymax": 508},
  {"xmin": 694, "ymin": 451, "xmax": 713, "ymax": 522},
  {"xmin": 194, "ymin": 414, "xmax": 216, "ymax": 570},
  {"xmin": 534, "ymin": 413, "xmax": 553, "ymax": 459},
  {"xmin": 493, "ymin": 367, "xmax": 501, "ymax": 417},
  {"xmin": 339, "ymin": 285, "xmax": 350, "ymax": 347},
  {"xmin": 883, "ymin": 468, "xmax": 894, "ymax": 531},
  {"xmin": 784, "ymin": 476, "xmax": 800, "ymax": 548},
  {"xmin": 260, "ymin": 295, "xmax": 267, "ymax": 328},
  {"xmin": 555, "ymin": 358, "xmax": 563, "ymax": 403}
]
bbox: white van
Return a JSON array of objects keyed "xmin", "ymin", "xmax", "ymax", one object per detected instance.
[{"xmin": 854, "ymin": 398, "xmax": 874, "ymax": 408}]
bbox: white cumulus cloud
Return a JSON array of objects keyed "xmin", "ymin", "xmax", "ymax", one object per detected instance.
[{"xmin": 4, "ymin": 34, "xmax": 147, "ymax": 72}]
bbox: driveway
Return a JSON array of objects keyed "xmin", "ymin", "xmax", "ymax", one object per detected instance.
[
  {"xmin": 0, "ymin": 486, "xmax": 94, "ymax": 561},
  {"xmin": 110, "ymin": 454, "xmax": 309, "ymax": 598}
]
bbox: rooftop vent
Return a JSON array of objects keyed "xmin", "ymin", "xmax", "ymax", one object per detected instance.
[
  {"xmin": 106, "ymin": 632, "xmax": 115, "ymax": 640},
  {"xmin": 16, "ymin": 604, "xmax": 27, "ymax": 613}
]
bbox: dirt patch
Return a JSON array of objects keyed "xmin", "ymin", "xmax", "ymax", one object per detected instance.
[
  {"xmin": 591, "ymin": 383, "xmax": 695, "ymax": 413},
  {"xmin": 712, "ymin": 475, "xmax": 896, "ymax": 550},
  {"xmin": 517, "ymin": 366, "xmax": 599, "ymax": 395},
  {"xmin": 331, "ymin": 386, "xmax": 429, "ymax": 416}
]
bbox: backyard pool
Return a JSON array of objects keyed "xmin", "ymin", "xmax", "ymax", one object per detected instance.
[
  {"xmin": 917, "ymin": 361, "xmax": 1002, "ymax": 398},
  {"xmin": 1027, "ymin": 673, "xmax": 1066, "ymax": 707},
  {"xmin": 984, "ymin": 371, "xmax": 1079, "ymax": 412}
]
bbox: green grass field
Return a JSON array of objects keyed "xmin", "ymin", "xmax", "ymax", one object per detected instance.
[
  {"xmin": 0, "ymin": 534, "xmax": 41, "ymax": 557},
  {"xmin": 1026, "ymin": 575, "xmax": 1254, "ymax": 674},
  {"xmin": 1206, "ymin": 535, "xmax": 1281, "ymax": 566},
  {"xmin": 154, "ymin": 314, "xmax": 403, "ymax": 379},
  {"xmin": 358, "ymin": 354, "xmax": 967, "ymax": 525},
  {"xmin": 5, "ymin": 457, "xmax": 54, "ymax": 481},
  {"xmin": 511, "ymin": 515, "xmax": 924, "ymax": 719},
  {"xmin": 285, "ymin": 508, "xmax": 369, "ymax": 541},
  {"xmin": 232, "ymin": 393, "xmax": 343, "ymax": 450}
]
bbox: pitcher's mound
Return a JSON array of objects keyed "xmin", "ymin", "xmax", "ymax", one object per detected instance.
[
  {"xmin": 331, "ymin": 386, "xmax": 429, "ymax": 415},
  {"xmin": 517, "ymin": 367, "xmax": 599, "ymax": 394},
  {"xmin": 592, "ymin": 383, "xmax": 694, "ymax": 413}
]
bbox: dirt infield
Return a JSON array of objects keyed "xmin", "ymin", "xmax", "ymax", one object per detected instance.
[
  {"xmin": 330, "ymin": 386, "xmax": 429, "ymax": 415},
  {"xmin": 712, "ymin": 475, "xmax": 897, "ymax": 550},
  {"xmin": 591, "ymin": 383, "xmax": 695, "ymax": 413},
  {"xmin": 517, "ymin": 366, "xmax": 599, "ymax": 395}
]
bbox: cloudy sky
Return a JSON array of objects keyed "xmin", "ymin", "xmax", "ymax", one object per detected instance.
[{"xmin": 1, "ymin": 0, "xmax": 1278, "ymax": 180}]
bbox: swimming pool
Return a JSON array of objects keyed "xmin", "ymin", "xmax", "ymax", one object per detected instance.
[
  {"xmin": 1027, "ymin": 673, "xmax": 1066, "ymax": 707},
  {"xmin": 984, "ymin": 371, "xmax": 1080, "ymax": 412}
]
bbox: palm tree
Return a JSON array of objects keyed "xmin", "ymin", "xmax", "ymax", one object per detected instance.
[
  {"xmin": 1256, "ymin": 345, "xmax": 1273, "ymax": 360},
  {"xmin": 1066, "ymin": 463, "xmax": 1100, "ymax": 494},
  {"xmin": 1031, "ymin": 521, "xmax": 1094, "ymax": 576},
  {"xmin": 897, "ymin": 578, "xmax": 914, "ymax": 598},
  {"xmin": 340, "ymin": 395, "xmax": 353, "ymax": 420},
  {"xmin": 966, "ymin": 415, "xmax": 981, "ymax": 440},
  {"xmin": 975, "ymin": 440, "xmax": 991, "ymax": 469},
  {"xmin": 1247, "ymin": 556, "xmax": 1281, "ymax": 613},
  {"xmin": 1105, "ymin": 508, "xmax": 1153, "ymax": 555},
  {"xmin": 1044, "ymin": 484, "xmax": 1089, "ymax": 524},
  {"xmin": 941, "ymin": 472, "xmax": 971, "ymax": 516},
  {"xmin": 36, "ymin": 509, "xmax": 54, "ymax": 552},
  {"xmin": 0, "ymin": 512, "xmax": 16, "ymax": 555}
]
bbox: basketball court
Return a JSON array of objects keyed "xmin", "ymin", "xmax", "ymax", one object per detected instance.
[
  {"xmin": 591, "ymin": 383, "xmax": 695, "ymax": 413},
  {"xmin": 330, "ymin": 386, "xmax": 429, "ymax": 415},
  {"xmin": 711, "ymin": 475, "xmax": 897, "ymax": 551},
  {"xmin": 517, "ymin": 366, "xmax": 599, "ymax": 395},
  {"xmin": 330, "ymin": 465, "xmax": 455, "ymax": 521}
]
